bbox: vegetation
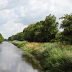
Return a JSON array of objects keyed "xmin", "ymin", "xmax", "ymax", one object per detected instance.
[
  {"xmin": 12, "ymin": 40, "xmax": 72, "ymax": 72},
  {"xmin": 59, "ymin": 13, "xmax": 72, "ymax": 44},
  {"xmin": 8, "ymin": 13, "xmax": 72, "ymax": 72},
  {"xmin": 8, "ymin": 32, "xmax": 24, "ymax": 41},
  {"xmin": 0, "ymin": 33, "xmax": 4, "ymax": 43},
  {"xmin": 4, "ymin": 39, "xmax": 8, "ymax": 41}
]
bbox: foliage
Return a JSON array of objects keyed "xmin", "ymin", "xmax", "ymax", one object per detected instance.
[
  {"xmin": 4, "ymin": 39, "xmax": 8, "ymax": 41},
  {"xmin": 23, "ymin": 14, "xmax": 59, "ymax": 42},
  {"xmin": 59, "ymin": 13, "xmax": 72, "ymax": 44},
  {"xmin": 0, "ymin": 33, "xmax": 4, "ymax": 43},
  {"xmin": 8, "ymin": 32, "xmax": 24, "ymax": 41}
]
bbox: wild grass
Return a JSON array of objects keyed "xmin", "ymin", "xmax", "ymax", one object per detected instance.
[
  {"xmin": 12, "ymin": 40, "xmax": 27, "ymax": 47},
  {"xmin": 37, "ymin": 43, "xmax": 72, "ymax": 72},
  {"xmin": 12, "ymin": 40, "xmax": 72, "ymax": 72}
]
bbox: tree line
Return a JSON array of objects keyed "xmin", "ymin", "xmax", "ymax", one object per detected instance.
[
  {"xmin": 0, "ymin": 33, "xmax": 4, "ymax": 43},
  {"xmin": 8, "ymin": 13, "xmax": 72, "ymax": 44}
]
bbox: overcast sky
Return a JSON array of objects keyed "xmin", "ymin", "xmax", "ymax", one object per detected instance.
[{"xmin": 0, "ymin": 0, "xmax": 72, "ymax": 39}]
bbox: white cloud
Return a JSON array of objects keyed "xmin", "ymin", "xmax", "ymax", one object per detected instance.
[
  {"xmin": 0, "ymin": 0, "xmax": 29, "ymax": 10},
  {"xmin": 0, "ymin": 21, "xmax": 28, "ymax": 38},
  {"xmin": 0, "ymin": 0, "xmax": 8, "ymax": 9}
]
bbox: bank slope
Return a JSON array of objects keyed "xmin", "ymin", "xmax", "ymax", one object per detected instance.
[{"xmin": 12, "ymin": 40, "xmax": 72, "ymax": 72}]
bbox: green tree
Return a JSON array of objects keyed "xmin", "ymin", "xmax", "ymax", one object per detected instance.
[
  {"xmin": 16, "ymin": 32, "xmax": 24, "ymax": 41},
  {"xmin": 23, "ymin": 24, "xmax": 35, "ymax": 42},
  {"xmin": 8, "ymin": 32, "xmax": 24, "ymax": 41},
  {"xmin": 43, "ymin": 14, "xmax": 59, "ymax": 42},
  {"xmin": 0, "ymin": 33, "xmax": 4, "ymax": 43},
  {"xmin": 8, "ymin": 37, "xmax": 12, "ymax": 41},
  {"xmin": 59, "ymin": 13, "xmax": 72, "ymax": 44},
  {"xmin": 23, "ymin": 14, "xmax": 59, "ymax": 42}
]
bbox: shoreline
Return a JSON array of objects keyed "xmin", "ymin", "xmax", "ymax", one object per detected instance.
[{"xmin": 11, "ymin": 40, "xmax": 72, "ymax": 72}]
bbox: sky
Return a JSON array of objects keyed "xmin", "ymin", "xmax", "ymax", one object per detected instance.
[{"xmin": 0, "ymin": 0, "xmax": 72, "ymax": 39}]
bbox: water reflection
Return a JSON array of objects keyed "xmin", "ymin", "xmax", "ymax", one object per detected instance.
[
  {"xmin": 0, "ymin": 48, "xmax": 1, "ymax": 53},
  {"xmin": 21, "ymin": 53, "xmax": 42, "ymax": 72},
  {"xmin": 0, "ymin": 70, "xmax": 13, "ymax": 72},
  {"xmin": 0, "ymin": 41, "xmax": 39, "ymax": 72},
  {"xmin": 0, "ymin": 43, "xmax": 2, "ymax": 53},
  {"xmin": 22, "ymin": 53, "xmax": 39, "ymax": 69}
]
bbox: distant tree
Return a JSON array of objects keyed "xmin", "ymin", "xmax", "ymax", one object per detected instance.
[
  {"xmin": 0, "ymin": 33, "xmax": 4, "ymax": 43},
  {"xmin": 8, "ymin": 32, "xmax": 24, "ymax": 41},
  {"xmin": 8, "ymin": 37, "xmax": 12, "ymax": 41},
  {"xmin": 16, "ymin": 32, "xmax": 24, "ymax": 41},
  {"xmin": 4, "ymin": 39, "xmax": 8, "ymax": 41},
  {"xmin": 23, "ymin": 24, "xmax": 35, "ymax": 42}
]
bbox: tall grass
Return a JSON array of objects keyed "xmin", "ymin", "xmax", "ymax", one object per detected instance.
[
  {"xmin": 12, "ymin": 40, "xmax": 27, "ymax": 47},
  {"xmin": 36, "ymin": 43, "xmax": 72, "ymax": 72}
]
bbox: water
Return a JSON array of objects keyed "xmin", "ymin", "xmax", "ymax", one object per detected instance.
[{"xmin": 0, "ymin": 41, "xmax": 39, "ymax": 72}]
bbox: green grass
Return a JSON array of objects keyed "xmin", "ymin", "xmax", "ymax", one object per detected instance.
[
  {"xmin": 12, "ymin": 40, "xmax": 72, "ymax": 72},
  {"xmin": 37, "ymin": 43, "xmax": 72, "ymax": 72},
  {"xmin": 12, "ymin": 40, "xmax": 27, "ymax": 47}
]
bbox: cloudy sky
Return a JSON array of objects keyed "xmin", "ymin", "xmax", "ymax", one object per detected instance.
[{"xmin": 0, "ymin": 0, "xmax": 72, "ymax": 39}]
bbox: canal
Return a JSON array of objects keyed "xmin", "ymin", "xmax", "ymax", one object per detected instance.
[{"xmin": 0, "ymin": 41, "xmax": 39, "ymax": 72}]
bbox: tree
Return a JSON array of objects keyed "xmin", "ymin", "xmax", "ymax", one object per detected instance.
[
  {"xmin": 23, "ymin": 14, "xmax": 59, "ymax": 42},
  {"xmin": 0, "ymin": 33, "xmax": 4, "ymax": 43},
  {"xmin": 59, "ymin": 13, "xmax": 72, "ymax": 44},
  {"xmin": 43, "ymin": 14, "xmax": 59, "ymax": 42},
  {"xmin": 8, "ymin": 32, "xmax": 24, "ymax": 41},
  {"xmin": 16, "ymin": 32, "xmax": 24, "ymax": 41},
  {"xmin": 60, "ymin": 14, "xmax": 72, "ymax": 31}
]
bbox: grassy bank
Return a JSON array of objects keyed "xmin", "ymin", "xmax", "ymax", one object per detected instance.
[{"xmin": 12, "ymin": 40, "xmax": 72, "ymax": 72}]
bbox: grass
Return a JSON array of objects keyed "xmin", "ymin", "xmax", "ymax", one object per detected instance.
[
  {"xmin": 38, "ymin": 43, "xmax": 72, "ymax": 72},
  {"xmin": 11, "ymin": 40, "xmax": 72, "ymax": 72}
]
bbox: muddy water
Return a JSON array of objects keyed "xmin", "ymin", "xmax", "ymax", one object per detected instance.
[{"xmin": 0, "ymin": 41, "xmax": 39, "ymax": 72}]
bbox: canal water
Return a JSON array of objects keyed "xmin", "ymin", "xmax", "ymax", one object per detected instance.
[{"xmin": 0, "ymin": 41, "xmax": 39, "ymax": 72}]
